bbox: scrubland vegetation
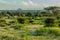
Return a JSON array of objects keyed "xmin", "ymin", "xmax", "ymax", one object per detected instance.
[{"xmin": 0, "ymin": 6, "xmax": 60, "ymax": 40}]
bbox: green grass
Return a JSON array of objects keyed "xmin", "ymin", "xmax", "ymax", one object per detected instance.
[{"xmin": 0, "ymin": 15, "xmax": 60, "ymax": 40}]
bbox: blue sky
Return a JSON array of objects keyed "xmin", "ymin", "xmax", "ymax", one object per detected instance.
[{"xmin": 0, "ymin": 0, "xmax": 60, "ymax": 10}]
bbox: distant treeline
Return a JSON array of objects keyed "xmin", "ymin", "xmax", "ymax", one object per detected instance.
[{"xmin": 0, "ymin": 6, "xmax": 60, "ymax": 17}]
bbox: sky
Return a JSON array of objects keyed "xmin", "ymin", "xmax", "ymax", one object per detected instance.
[{"xmin": 0, "ymin": 0, "xmax": 60, "ymax": 10}]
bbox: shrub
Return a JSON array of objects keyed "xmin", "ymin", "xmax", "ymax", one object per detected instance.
[
  {"xmin": 11, "ymin": 24, "xmax": 24, "ymax": 30},
  {"xmin": 17, "ymin": 18, "xmax": 25, "ymax": 24},
  {"xmin": 0, "ymin": 23, "xmax": 6, "ymax": 27},
  {"xmin": 9, "ymin": 21, "xmax": 15, "ymax": 24},
  {"xmin": 0, "ymin": 19, "xmax": 6, "ymax": 22},
  {"xmin": 0, "ymin": 22, "xmax": 6, "ymax": 27},
  {"xmin": 44, "ymin": 18, "xmax": 55, "ymax": 27},
  {"xmin": 29, "ymin": 19, "xmax": 34, "ymax": 24},
  {"xmin": 33, "ymin": 27, "xmax": 60, "ymax": 36}
]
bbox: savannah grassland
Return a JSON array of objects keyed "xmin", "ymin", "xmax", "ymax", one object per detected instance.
[{"xmin": 0, "ymin": 6, "xmax": 60, "ymax": 40}]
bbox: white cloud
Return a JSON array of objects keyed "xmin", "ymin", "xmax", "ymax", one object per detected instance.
[
  {"xmin": 21, "ymin": 1, "xmax": 38, "ymax": 6},
  {"xmin": 22, "ymin": 1, "xmax": 28, "ymax": 5},
  {"xmin": 42, "ymin": 3, "xmax": 60, "ymax": 7},
  {"xmin": 29, "ymin": 1, "xmax": 34, "ymax": 5}
]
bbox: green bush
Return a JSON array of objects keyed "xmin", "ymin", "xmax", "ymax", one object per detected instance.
[
  {"xmin": 11, "ymin": 24, "xmax": 24, "ymax": 30},
  {"xmin": 0, "ymin": 23, "xmax": 6, "ymax": 27},
  {"xmin": 0, "ymin": 19, "xmax": 6, "ymax": 22},
  {"xmin": 44, "ymin": 18, "xmax": 55, "ymax": 27},
  {"xmin": 39, "ymin": 27, "xmax": 60, "ymax": 35},
  {"xmin": 17, "ymin": 18, "xmax": 25, "ymax": 24},
  {"xmin": 33, "ymin": 27, "xmax": 60, "ymax": 36},
  {"xmin": 29, "ymin": 19, "xmax": 34, "ymax": 24},
  {"xmin": 9, "ymin": 21, "xmax": 15, "ymax": 24}
]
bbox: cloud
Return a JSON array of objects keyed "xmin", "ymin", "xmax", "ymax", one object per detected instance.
[
  {"xmin": 29, "ymin": 1, "xmax": 34, "ymax": 5},
  {"xmin": 42, "ymin": 3, "xmax": 60, "ymax": 7},
  {"xmin": 21, "ymin": 1, "xmax": 38, "ymax": 6},
  {"xmin": 22, "ymin": 1, "xmax": 28, "ymax": 5},
  {"xmin": 0, "ymin": 0, "xmax": 60, "ymax": 10}
]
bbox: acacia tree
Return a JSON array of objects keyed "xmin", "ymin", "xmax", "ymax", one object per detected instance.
[{"xmin": 44, "ymin": 6, "xmax": 60, "ymax": 16}]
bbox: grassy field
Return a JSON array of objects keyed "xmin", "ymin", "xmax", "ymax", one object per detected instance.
[
  {"xmin": 0, "ymin": 26, "xmax": 60, "ymax": 40},
  {"xmin": 0, "ymin": 17, "xmax": 59, "ymax": 40},
  {"xmin": 0, "ymin": 6, "xmax": 60, "ymax": 40}
]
